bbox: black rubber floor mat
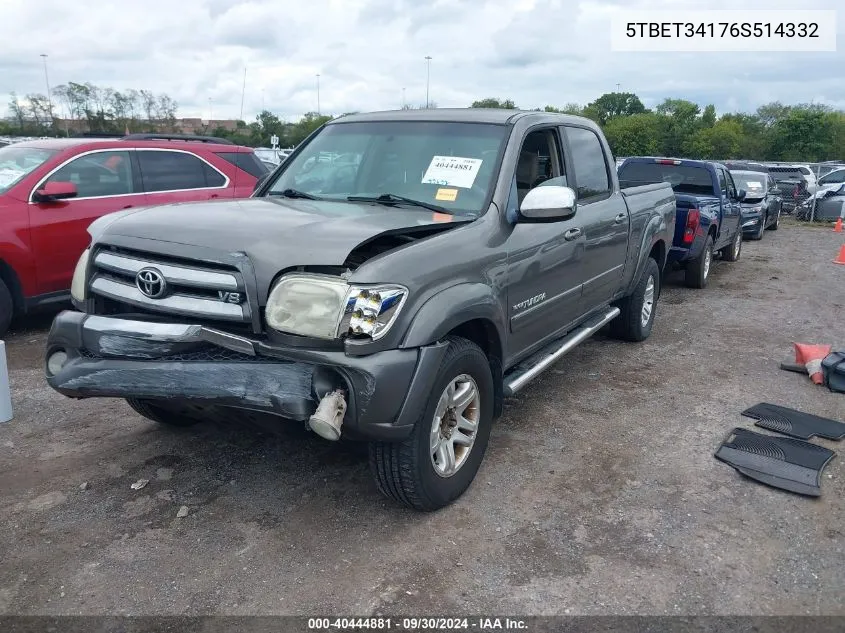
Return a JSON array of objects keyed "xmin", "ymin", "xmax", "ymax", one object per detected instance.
[
  {"xmin": 714, "ymin": 428, "xmax": 835, "ymax": 497},
  {"xmin": 742, "ymin": 402, "xmax": 845, "ymax": 440}
]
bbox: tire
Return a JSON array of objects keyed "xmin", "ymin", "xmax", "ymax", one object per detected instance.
[
  {"xmin": 609, "ymin": 257, "xmax": 660, "ymax": 342},
  {"xmin": 125, "ymin": 398, "xmax": 202, "ymax": 427},
  {"xmin": 768, "ymin": 209, "xmax": 780, "ymax": 230},
  {"xmin": 684, "ymin": 235, "xmax": 714, "ymax": 289},
  {"xmin": 721, "ymin": 229, "xmax": 742, "ymax": 262},
  {"xmin": 752, "ymin": 216, "xmax": 765, "ymax": 240},
  {"xmin": 369, "ymin": 336, "xmax": 494, "ymax": 511},
  {"xmin": 0, "ymin": 278, "xmax": 12, "ymax": 338}
]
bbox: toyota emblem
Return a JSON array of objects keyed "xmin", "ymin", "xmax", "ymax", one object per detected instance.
[{"xmin": 135, "ymin": 267, "xmax": 167, "ymax": 299}]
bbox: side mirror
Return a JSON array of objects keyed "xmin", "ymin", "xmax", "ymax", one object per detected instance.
[
  {"xmin": 518, "ymin": 185, "xmax": 577, "ymax": 223},
  {"xmin": 736, "ymin": 188, "xmax": 746, "ymax": 201},
  {"xmin": 33, "ymin": 181, "xmax": 78, "ymax": 202},
  {"xmin": 770, "ymin": 187, "xmax": 781, "ymax": 195}
]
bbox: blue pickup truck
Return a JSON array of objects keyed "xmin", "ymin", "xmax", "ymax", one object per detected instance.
[{"xmin": 617, "ymin": 157, "xmax": 745, "ymax": 288}]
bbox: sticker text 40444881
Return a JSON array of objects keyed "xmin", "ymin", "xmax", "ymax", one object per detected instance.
[{"xmin": 422, "ymin": 156, "xmax": 483, "ymax": 189}]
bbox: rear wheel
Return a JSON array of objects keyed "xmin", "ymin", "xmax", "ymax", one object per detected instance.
[
  {"xmin": 0, "ymin": 279, "xmax": 12, "ymax": 338},
  {"xmin": 369, "ymin": 336, "xmax": 494, "ymax": 511},
  {"xmin": 684, "ymin": 235, "xmax": 714, "ymax": 289},
  {"xmin": 721, "ymin": 229, "xmax": 742, "ymax": 262},
  {"xmin": 125, "ymin": 398, "xmax": 202, "ymax": 427},
  {"xmin": 609, "ymin": 257, "xmax": 660, "ymax": 342}
]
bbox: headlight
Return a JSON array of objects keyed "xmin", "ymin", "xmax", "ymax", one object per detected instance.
[
  {"xmin": 265, "ymin": 273, "xmax": 407, "ymax": 341},
  {"xmin": 70, "ymin": 248, "xmax": 90, "ymax": 302}
]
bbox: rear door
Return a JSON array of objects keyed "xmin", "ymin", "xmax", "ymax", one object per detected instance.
[
  {"xmin": 560, "ymin": 125, "xmax": 628, "ymax": 310},
  {"xmin": 29, "ymin": 149, "xmax": 143, "ymax": 294},
  {"xmin": 767, "ymin": 175, "xmax": 783, "ymax": 219},
  {"xmin": 136, "ymin": 149, "xmax": 232, "ymax": 205}
]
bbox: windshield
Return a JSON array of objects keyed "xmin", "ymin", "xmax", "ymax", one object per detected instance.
[
  {"xmin": 618, "ymin": 162, "xmax": 715, "ymax": 195},
  {"xmin": 0, "ymin": 146, "xmax": 56, "ymax": 193},
  {"xmin": 730, "ymin": 172, "xmax": 768, "ymax": 198},
  {"xmin": 265, "ymin": 121, "xmax": 508, "ymax": 216}
]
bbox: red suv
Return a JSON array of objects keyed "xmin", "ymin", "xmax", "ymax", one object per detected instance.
[{"xmin": 0, "ymin": 134, "xmax": 269, "ymax": 335}]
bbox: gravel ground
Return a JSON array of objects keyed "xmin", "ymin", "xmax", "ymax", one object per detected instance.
[{"xmin": 1, "ymin": 220, "xmax": 843, "ymax": 616}]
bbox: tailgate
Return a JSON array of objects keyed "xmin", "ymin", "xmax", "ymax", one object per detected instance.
[{"xmin": 672, "ymin": 194, "xmax": 716, "ymax": 246}]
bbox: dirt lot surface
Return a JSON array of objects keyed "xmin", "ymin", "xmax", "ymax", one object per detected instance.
[{"xmin": 1, "ymin": 220, "xmax": 844, "ymax": 616}]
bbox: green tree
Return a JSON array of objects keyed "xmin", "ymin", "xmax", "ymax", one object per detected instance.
[
  {"xmin": 603, "ymin": 113, "xmax": 662, "ymax": 156},
  {"xmin": 471, "ymin": 98, "xmax": 517, "ymax": 109},
  {"xmin": 585, "ymin": 92, "xmax": 646, "ymax": 125},
  {"xmin": 684, "ymin": 120, "xmax": 744, "ymax": 159},
  {"xmin": 767, "ymin": 106, "xmax": 839, "ymax": 162}
]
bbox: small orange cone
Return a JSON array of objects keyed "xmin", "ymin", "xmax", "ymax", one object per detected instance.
[
  {"xmin": 794, "ymin": 343, "xmax": 832, "ymax": 385},
  {"xmin": 834, "ymin": 244, "xmax": 845, "ymax": 265},
  {"xmin": 834, "ymin": 217, "xmax": 843, "ymax": 232}
]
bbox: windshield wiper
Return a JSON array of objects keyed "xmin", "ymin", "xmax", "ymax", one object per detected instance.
[
  {"xmin": 270, "ymin": 188, "xmax": 321, "ymax": 200},
  {"xmin": 347, "ymin": 193, "xmax": 453, "ymax": 215}
]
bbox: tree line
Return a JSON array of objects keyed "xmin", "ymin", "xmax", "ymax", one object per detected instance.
[
  {"xmin": 3, "ymin": 82, "xmax": 842, "ymax": 162},
  {"xmin": 4, "ymin": 82, "xmax": 178, "ymax": 135},
  {"xmin": 471, "ymin": 95, "xmax": 844, "ymax": 162}
]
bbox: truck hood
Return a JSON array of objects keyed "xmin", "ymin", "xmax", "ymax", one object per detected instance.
[{"xmin": 90, "ymin": 197, "xmax": 469, "ymax": 296}]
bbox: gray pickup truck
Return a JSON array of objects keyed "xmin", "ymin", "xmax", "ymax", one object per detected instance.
[{"xmin": 44, "ymin": 109, "xmax": 675, "ymax": 510}]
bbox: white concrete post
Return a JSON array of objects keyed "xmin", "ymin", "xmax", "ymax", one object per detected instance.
[{"xmin": 0, "ymin": 340, "xmax": 12, "ymax": 423}]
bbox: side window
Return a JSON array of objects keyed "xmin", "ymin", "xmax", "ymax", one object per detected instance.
[
  {"xmin": 822, "ymin": 170, "xmax": 845, "ymax": 185},
  {"xmin": 561, "ymin": 126, "xmax": 610, "ymax": 201},
  {"xmin": 44, "ymin": 151, "xmax": 134, "ymax": 198},
  {"xmin": 717, "ymin": 169, "xmax": 727, "ymax": 195},
  {"xmin": 137, "ymin": 151, "xmax": 225, "ymax": 192},
  {"xmin": 724, "ymin": 170, "xmax": 737, "ymax": 198},
  {"xmin": 515, "ymin": 128, "xmax": 564, "ymax": 206}
]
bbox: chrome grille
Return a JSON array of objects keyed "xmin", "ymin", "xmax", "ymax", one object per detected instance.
[{"xmin": 89, "ymin": 248, "xmax": 250, "ymax": 323}]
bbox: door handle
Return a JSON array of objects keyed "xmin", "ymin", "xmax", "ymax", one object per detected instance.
[
  {"xmin": 564, "ymin": 228, "xmax": 582, "ymax": 241},
  {"xmin": 210, "ymin": 193, "xmax": 220, "ymax": 199},
  {"xmin": 122, "ymin": 205, "xmax": 133, "ymax": 209},
  {"xmin": 614, "ymin": 213, "xmax": 626, "ymax": 223}
]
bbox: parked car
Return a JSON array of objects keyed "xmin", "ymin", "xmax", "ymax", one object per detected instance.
[
  {"xmin": 0, "ymin": 133, "xmax": 268, "ymax": 336},
  {"xmin": 767, "ymin": 164, "xmax": 817, "ymax": 195},
  {"xmin": 818, "ymin": 167, "xmax": 845, "ymax": 188},
  {"xmin": 617, "ymin": 157, "xmax": 744, "ymax": 288},
  {"xmin": 797, "ymin": 183, "xmax": 845, "ymax": 221},
  {"xmin": 728, "ymin": 170, "xmax": 783, "ymax": 240},
  {"xmin": 773, "ymin": 177, "xmax": 810, "ymax": 213},
  {"xmin": 43, "ymin": 109, "xmax": 675, "ymax": 510}
]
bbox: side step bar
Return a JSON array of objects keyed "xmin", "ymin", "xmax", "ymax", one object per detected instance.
[{"xmin": 503, "ymin": 307, "xmax": 620, "ymax": 396}]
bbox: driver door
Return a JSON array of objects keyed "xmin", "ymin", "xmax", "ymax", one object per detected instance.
[
  {"xmin": 505, "ymin": 127, "xmax": 585, "ymax": 361},
  {"xmin": 29, "ymin": 149, "xmax": 143, "ymax": 294}
]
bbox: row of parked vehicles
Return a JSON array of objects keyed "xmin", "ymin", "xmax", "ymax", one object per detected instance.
[{"xmin": 0, "ymin": 110, "xmax": 821, "ymax": 511}]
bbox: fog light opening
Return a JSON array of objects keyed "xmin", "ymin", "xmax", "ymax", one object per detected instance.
[{"xmin": 47, "ymin": 350, "xmax": 68, "ymax": 376}]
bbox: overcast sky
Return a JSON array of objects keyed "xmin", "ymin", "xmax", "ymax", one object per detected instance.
[{"xmin": 2, "ymin": 0, "xmax": 842, "ymax": 122}]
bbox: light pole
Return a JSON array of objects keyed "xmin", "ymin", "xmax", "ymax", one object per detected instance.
[
  {"xmin": 262, "ymin": 89, "xmax": 265, "ymax": 112},
  {"xmin": 40, "ymin": 54, "xmax": 54, "ymax": 125},
  {"xmin": 240, "ymin": 66, "xmax": 247, "ymax": 121},
  {"xmin": 616, "ymin": 83, "xmax": 621, "ymax": 91},
  {"xmin": 424, "ymin": 56, "xmax": 432, "ymax": 108},
  {"xmin": 208, "ymin": 97, "xmax": 213, "ymax": 124},
  {"xmin": 316, "ymin": 74, "xmax": 321, "ymax": 115},
  {"xmin": 402, "ymin": 87, "xmax": 406, "ymax": 109}
]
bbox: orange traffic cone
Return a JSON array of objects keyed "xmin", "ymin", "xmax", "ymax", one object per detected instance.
[
  {"xmin": 834, "ymin": 244, "xmax": 845, "ymax": 265},
  {"xmin": 834, "ymin": 217, "xmax": 843, "ymax": 232},
  {"xmin": 794, "ymin": 343, "xmax": 832, "ymax": 385}
]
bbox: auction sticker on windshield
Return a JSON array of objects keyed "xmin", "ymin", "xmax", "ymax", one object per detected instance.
[
  {"xmin": 422, "ymin": 156, "xmax": 482, "ymax": 189},
  {"xmin": 435, "ymin": 187, "xmax": 459, "ymax": 201}
]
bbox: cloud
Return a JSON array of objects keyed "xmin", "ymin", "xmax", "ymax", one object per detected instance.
[{"xmin": 0, "ymin": 0, "xmax": 841, "ymax": 122}]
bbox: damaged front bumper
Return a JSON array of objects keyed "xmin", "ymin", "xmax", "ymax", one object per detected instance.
[{"xmin": 45, "ymin": 311, "xmax": 446, "ymax": 441}]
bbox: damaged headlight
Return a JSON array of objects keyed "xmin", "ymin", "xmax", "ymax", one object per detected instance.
[
  {"xmin": 265, "ymin": 273, "xmax": 407, "ymax": 341},
  {"xmin": 70, "ymin": 248, "xmax": 90, "ymax": 302}
]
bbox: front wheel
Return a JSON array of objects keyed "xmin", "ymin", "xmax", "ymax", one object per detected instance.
[
  {"xmin": 768, "ymin": 210, "xmax": 780, "ymax": 231},
  {"xmin": 752, "ymin": 216, "xmax": 765, "ymax": 240},
  {"xmin": 721, "ymin": 229, "xmax": 742, "ymax": 262},
  {"xmin": 369, "ymin": 336, "xmax": 494, "ymax": 511},
  {"xmin": 609, "ymin": 257, "xmax": 661, "ymax": 342}
]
